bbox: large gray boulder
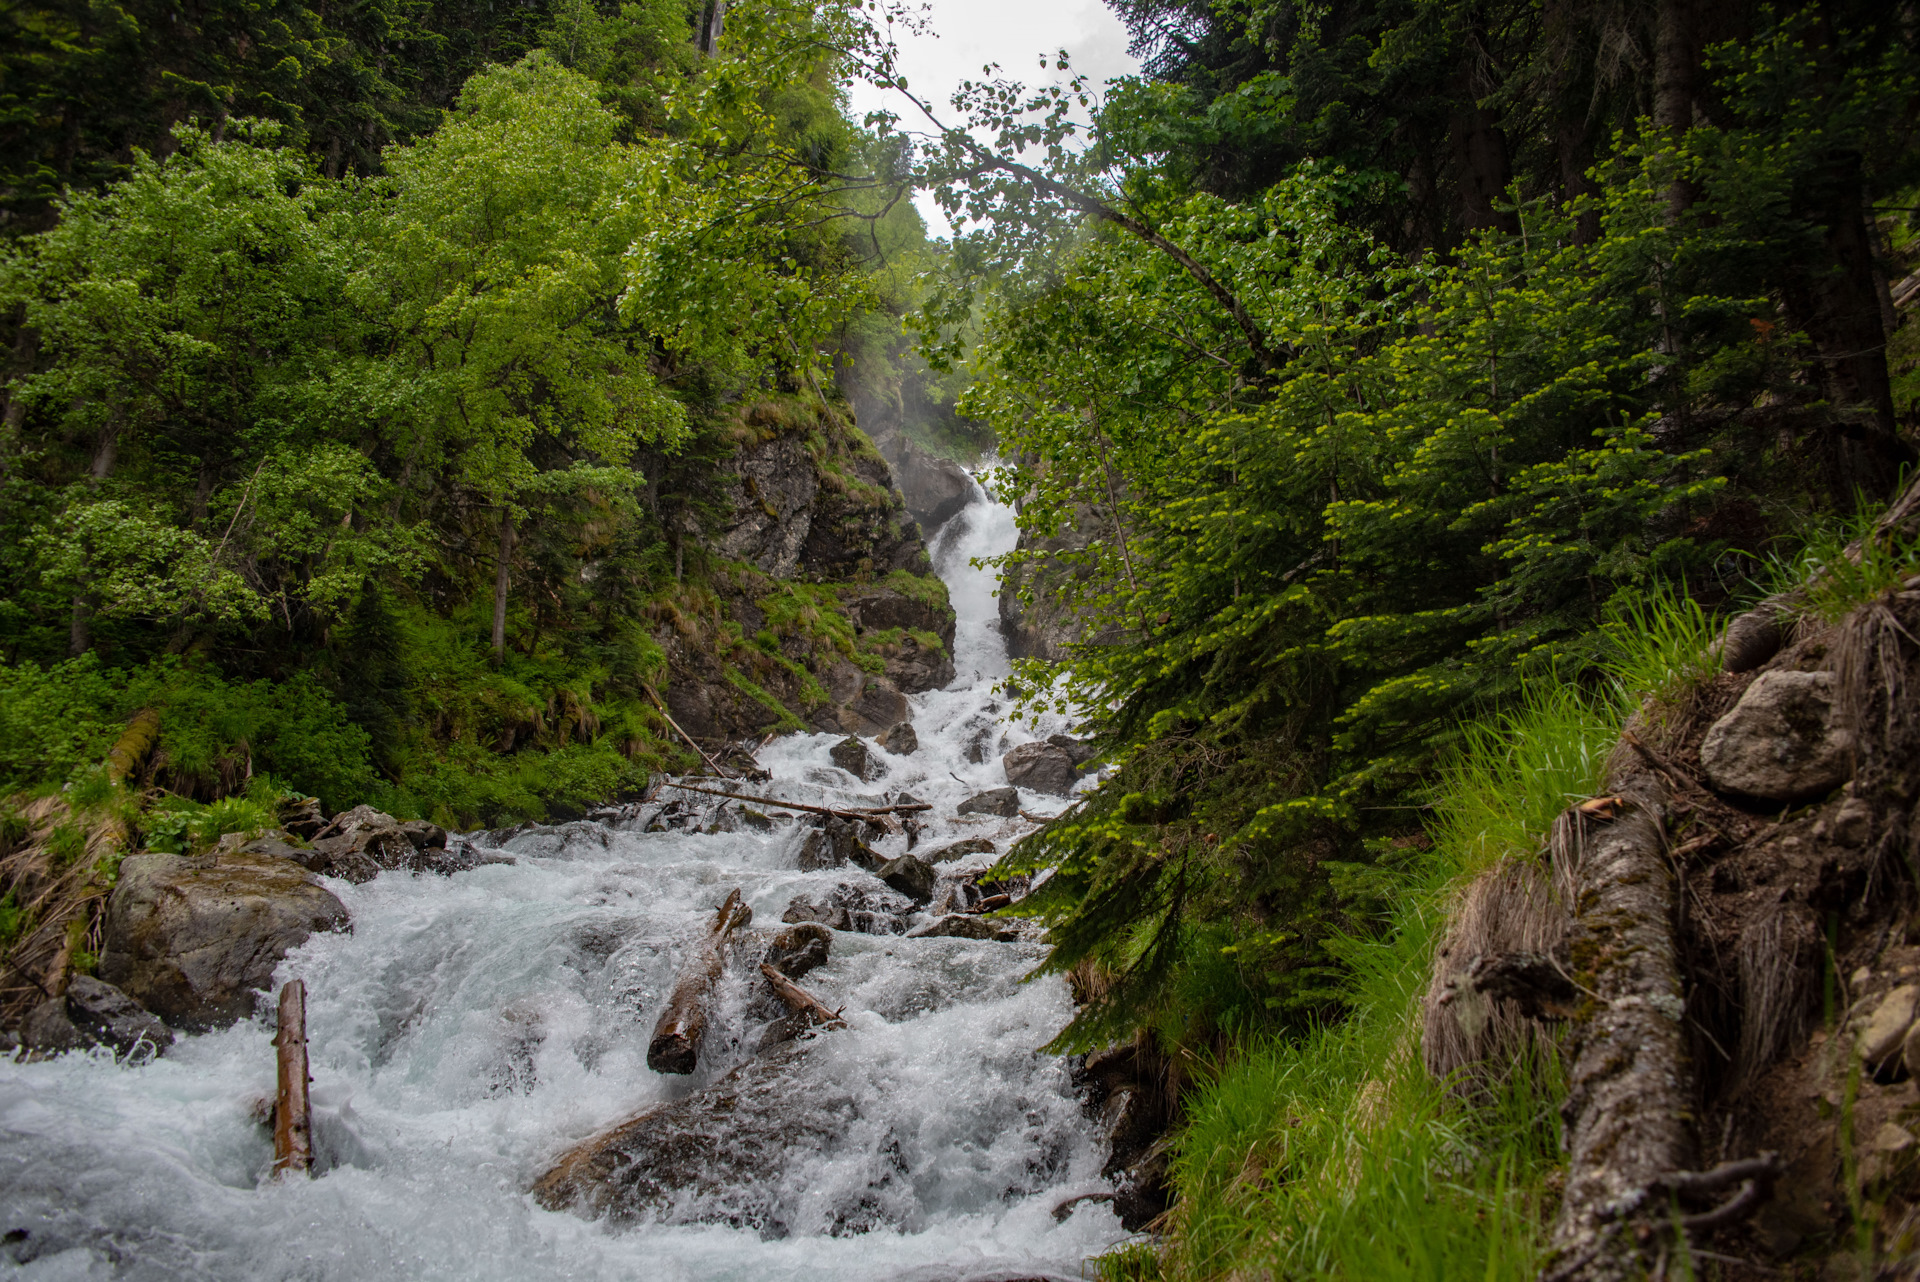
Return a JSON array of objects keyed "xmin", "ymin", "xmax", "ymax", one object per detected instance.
[
  {"xmin": 876, "ymin": 854, "xmax": 937, "ymax": 905},
  {"xmin": 764, "ymin": 923, "xmax": 831, "ymax": 979},
  {"xmin": 889, "ymin": 439, "xmax": 975, "ymax": 533},
  {"xmin": 877, "ymin": 721, "xmax": 918, "ymax": 756},
  {"xmin": 957, "ymin": 787, "xmax": 1019, "ymax": 818},
  {"xmin": 99, "ymin": 851, "xmax": 351, "ymax": 1029},
  {"xmin": 1699, "ymin": 669, "xmax": 1853, "ymax": 803},
  {"xmin": 24, "ymin": 975, "xmax": 173, "ymax": 1059},
  {"xmin": 828, "ymin": 735, "xmax": 879, "ymax": 781},
  {"xmin": 1002, "ymin": 741, "xmax": 1077, "ymax": 796}
]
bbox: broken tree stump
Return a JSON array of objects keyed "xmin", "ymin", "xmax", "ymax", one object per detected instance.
[
  {"xmin": 758, "ymin": 963, "xmax": 844, "ymax": 1031},
  {"xmin": 647, "ymin": 888, "xmax": 752, "ymax": 1074},
  {"xmin": 272, "ymin": 978, "xmax": 312, "ymax": 1178}
]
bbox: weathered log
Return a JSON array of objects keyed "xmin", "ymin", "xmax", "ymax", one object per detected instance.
[
  {"xmin": 758, "ymin": 962, "xmax": 844, "ymax": 1030},
  {"xmin": 660, "ymin": 779, "xmax": 932, "ymax": 820},
  {"xmin": 646, "ymin": 889, "xmax": 752, "ymax": 1074},
  {"xmin": 104, "ymin": 707, "xmax": 161, "ymax": 785},
  {"xmin": 1544, "ymin": 783, "xmax": 1693, "ymax": 1280},
  {"xmin": 272, "ymin": 979, "xmax": 312, "ymax": 1178}
]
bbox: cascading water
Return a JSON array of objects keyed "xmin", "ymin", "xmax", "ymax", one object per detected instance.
[{"xmin": 0, "ymin": 481, "xmax": 1130, "ymax": 1281}]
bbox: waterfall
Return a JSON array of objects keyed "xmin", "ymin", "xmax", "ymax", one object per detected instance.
[{"xmin": 0, "ymin": 481, "xmax": 1129, "ymax": 1281}]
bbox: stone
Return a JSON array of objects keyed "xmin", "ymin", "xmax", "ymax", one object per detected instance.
[
  {"xmin": 877, "ymin": 721, "xmax": 918, "ymax": 756},
  {"xmin": 1857, "ymin": 984, "xmax": 1919, "ymax": 1066},
  {"xmin": 838, "ymin": 681, "xmax": 911, "ymax": 736},
  {"xmin": 397, "ymin": 820, "xmax": 448, "ymax": 850},
  {"xmin": 929, "ymin": 878, "xmax": 982, "ymax": 916},
  {"xmin": 26, "ymin": 976, "xmax": 173, "ymax": 1058},
  {"xmin": 795, "ymin": 816, "xmax": 874, "ymax": 871},
  {"xmin": 1002, "ymin": 741, "xmax": 1077, "ymax": 796},
  {"xmin": 957, "ymin": 787, "xmax": 1019, "ymax": 818},
  {"xmin": 925, "ymin": 837, "xmax": 997, "ymax": 863},
  {"xmin": 1829, "ymin": 796, "xmax": 1875, "ymax": 847},
  {"xmin": 277, "ymin": 795, "xmax": 326, "ymax": 840},
  {"xmin": 1719, "ymin": 605, "xmax": 1787, "ymax": 674},
  {"xmin": 1874, "ymin": 1121, "xmax": 1917, "ymax": 1154},
  {"xmin": 906, "ymin": 914, "xmax": 1005, "ymax": 941},
  {"xmin": 765, "ymin": 923, "xmax": 831, "ymax": 979},
  {"xmin": 887, "ymin": 439, "xmax": 974, "ymax": 533},
  {"xmin": 241, "ymin": 836, "xmax": 311, "ymax": 862},
  {"xmin": 829, "ymin": 736, "xmax": 879, "ymax": 781},
  {"xmin": 99, "ymin": 851, "xmax": 351, "ymax": 1030},
  {"xmin": 1902, "ymin": 1017, "xmax": 1920, "ymax": 1079},
  {"xmin": 781, "ymin": 884, "xmax": 912, "ymax": 936},
  {"xmin": 1699, "ymin": 669, "xmax": 1853, "ymax": 803},
  {"xmin": 1047, "ymin": 733, "xmax": 1097, "ymax": 767},
  {"xmin": 876, "ymin": 854, "xmax": 937, "ymax": 904}
]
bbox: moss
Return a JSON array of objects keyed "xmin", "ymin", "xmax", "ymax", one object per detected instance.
[
  {"xmin": 722, "ymin": 665, "xmax": 807, "ymax": 732},
  {"xmin": 880, "ymin": 569, "xmax": 952, "ymax": 614}
]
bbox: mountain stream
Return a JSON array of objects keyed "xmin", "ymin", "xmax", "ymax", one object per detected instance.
[{"xmin": 0, "ymin": 485, "xmax": 1129, "ymax": 1281}]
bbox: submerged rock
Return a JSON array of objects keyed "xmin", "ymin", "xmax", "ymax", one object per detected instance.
[
  {"xmin": 99, "ymin": 851, "xmax": 350, "ymax": 1029},
  {"xmin": 24, "ymin": 976, "xmax": 173, "ymax": 1059},
  {"xmin": 906, "ymin": 914, "xmax": 1013, "ymax": 942},
  {"xmin": 764, "ymin": 923, "xmax": 832, "ymax": 979},
  {"xmin": 1700, "ymin": 669, "xmax": 1853, "ymax": 803},
  {"xmin": 532, "ymin": 1042, "xmax": 858, "ymax": 1229},
  {"xmin": 957, "ymin": 787, "xmax": 1020, "ymax": 818},
  {"xmin": 1002, "ymin": 741, "xmax": 1077, "ymax": 796},
  {"xmin": 781, "ymin": 883, "xmax": 912, "ymax": 935}
]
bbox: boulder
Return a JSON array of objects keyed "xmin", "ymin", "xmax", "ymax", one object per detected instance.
[
  {"xmin": 1002, "ymin": 741, "xmax": 1077, "ymax": 796},
  {"xmin": 795, "ymin": 815, "xmax": 877, "ymax": 871},
  {"xmin": 907, "ymin": 914, "xmax": 1011, "ymax": 941},
  {"xmin": 1699, "ymin": 669, "xmax": 1853, "ymax": 803},
  {"xmin": 888, "ymin": 438, "xmax": 975, "ymax": 533},
  {"xmin": 829, "ymin": 736, "xmax": 879, "ymax": 781},
  {"xmin": 277, "ymin": 796, "xmax": 326, "ymax": 840},
  {"xmin": 781, "ymin": 884, "xmax": 912, "ymax": 935},
  {"xmin": 1859, "ymin": 984, "xmax": 1919, "ymax": 1067},
  {"xmin": 99, "ymin": 851, "xmax": 351, "ymax": 1030},
  {"xmin": 838, "ymin": 681, "xmax": 911, "ymax": 736},
  {"xmin": 764, "ymin": 923, "xmax": 832, "ymax": 979},
  {"xmin": 957, "ymin": 787, "xmax": 1019, "ymax": 818},
  {"xmin": 925, "ymin": 837, "xmax": 997, "ymax": 863},
  {"xmin": 25, "ymin": 976, "xmax": 173, "ymax": 1059},
  {"xmin": 1047, "ymin": 734, "xmax": 1098, "ymax": 767},
  {"xmin": 876, "ymin": 854, "xmax": 937, "ymax": 905},
  {"xmin": 877, "ymin": 721, "xmax": 918, "ymax": 756},
  {"xmin": 533, "ymin": 1042, "xmax": 856, "ymax": 1224}
]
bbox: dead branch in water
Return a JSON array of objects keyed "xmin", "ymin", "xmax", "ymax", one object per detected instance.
[
  {"xmin": 647, "ymin": 889, "xmax": 753, "ymax": 1074},
  {"xmin": 273, "ymin": 979, "xmax": 312, "ymax": 1178},
  {"xmin": 758, "ymin": 963, "xmax": 844, "ymax": 1030},
  {"xmin": 660, "ymin": 780, "xmax": 931, "ymax": 820}
]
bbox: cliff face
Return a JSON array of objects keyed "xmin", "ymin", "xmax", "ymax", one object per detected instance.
[{"xmin": 654, "ymin": 401, "xmax": 958, "ymax": 746}]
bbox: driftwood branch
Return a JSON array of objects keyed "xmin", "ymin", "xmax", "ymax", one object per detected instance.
[
  {"xmin": 647, "ymin": 889, "xmax": 753, "ymax": 1074},
  {"xmin": 661, "ymin": 780, "xmax": 931, "ymax": 820},
  {"xmin": 272, "ymin": 979, "xmax": 312, "ymax": 1178},
  {"xmin": 758, "ymin": 963, "xmax": 844, "ymax": 1030},
  {"xmin": 643, "ymin": 687, "xmax": 737, "ymax": 780}
]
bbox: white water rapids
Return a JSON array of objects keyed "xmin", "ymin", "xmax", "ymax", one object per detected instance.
[{"xmin": 0, "ymin": 486, "xmax": 1129, "ymax": 1280}]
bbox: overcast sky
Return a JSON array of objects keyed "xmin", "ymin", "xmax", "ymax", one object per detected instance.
[{"xmin": 842, "ymin": 0, "xmax": 1142, "ymax": 238}]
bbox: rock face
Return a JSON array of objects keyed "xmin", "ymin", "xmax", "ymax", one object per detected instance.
[
  {"xmin": 877, "ymin": 722, "xmax": 918, "ymax": 756},
  {"xmin": 957, "ymin": 787, "xmax": 1019, "ymax": 818},
  {"xmin": 715, "ymin": 425, "xmax": 931, "ymax": 582},
  {"xmin": 1002, "ymin": 741, "xmax": 1077, "ymax": 796},
  {"xmin": 99, "ymin": 851, "xmax": 351, "ymax": 1029},
  {"xmin": 885, "ymin": 436, "xmax": 975, "ymax": 533},
  {"xmin": 876, "ymin": 854, "xmax": 937, "ymax": 904},
  {"xmin": 1699, "ymin": 669, "xmax": 1853, "ymax": 802},
  {"xmin": 997, "ymin": 503, "xmax": 1128, "ymax": 662},
  {"xmin": 24, "ymin": 976, "xmax": 173, "ymax": 1058}
]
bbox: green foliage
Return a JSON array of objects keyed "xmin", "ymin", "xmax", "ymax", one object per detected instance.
[
  {"xmin": 189, "ymin": 797, "xmax": 275, "ymax": 846},
  {"xmin": 0, "ymin": 657, "xmax": 127, "ymax": 790},
  {"xmin": 46, "ymin": 822, "xmax": 86, "ymax": 867}
]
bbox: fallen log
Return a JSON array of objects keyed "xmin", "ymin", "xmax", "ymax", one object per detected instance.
[
  {"xmin": 1544, "ymin": 780, "xmax": 1694, "ymax": 1280},
  {"xmin": 643, "ymin": 687, "xmax": 737, "ymax": 780},
  {"xmin": 758, "ymin": 963, "xmax": 844, "ymax": 1030},
  {"xmin": 272, "ymin": 979, "xmax": 312, "ymax": 1178},
  {"xmin": 647, "ymin": 889, "xmax": 753, "ymax": 1074},
  {"xmin": 660, "ymin": 779, "xmax": 932, "ymax": 820}
]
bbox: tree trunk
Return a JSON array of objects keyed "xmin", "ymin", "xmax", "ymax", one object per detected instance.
[
  {"xmin": 273, "ymin": 980, "xmax": 313, "ymax": 1178},
  {"xmin": 647, "ymin": 889, "xmax": 752, "ymax": 1074},
  {"xmin": 698, "ymin": 0, "xmax": 725, "ymax": 55},
  {"xmin": 1545, "ymin": 779, "xmax": 1694, "ymax": 1280},
  {"xmin": 1654, "ymin": 0, "xmax": 1697, "ymax": 217},
  {"xmin": 491, "ymin": 507, "xmax": 514, "ymax": 664}
]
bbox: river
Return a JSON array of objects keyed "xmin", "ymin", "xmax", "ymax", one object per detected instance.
[{"xmin": 0, "ymin": 483, "xmax": 1129, "ymax": 1281}]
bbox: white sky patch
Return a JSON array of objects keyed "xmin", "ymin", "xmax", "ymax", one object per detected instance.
[{"xmin": 843, "ymin": 0, "xmax": 1142, "ymax": 239}]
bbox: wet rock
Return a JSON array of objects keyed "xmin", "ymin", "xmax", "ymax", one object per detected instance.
[
  {"xmin": 906, "ymin": 914, "xmax": 1013, "ymax": 941},
  {"xmin": 795, "ymin": 815, "xmax": 878, "ymax": 872},
  {"xmin": 876, "ymin": 854, "xmax": 937, "ymax": 904},
  {"xmin": 957, "ymin": 787, "xmax": 1019, "ymax": 818},
  {"xmin": 24, "ymin": 976, "xmax": 173, "ymax": 1059},
  {"xmin": 0, "ymin": 1027, "xmax": 16, "ymax": 1056},
  {"xmin": 1002, "ymin": 741, "xmax": 1077, "ymax": 796},
  {"xmin": 925, "ymin": 837, "xmax": 997, "ymax": 863},
  {"xmin": 1699, "ymin": 669, "xmax": 1853, "ymax": 803},
  {"xmin": 533, "ymin": 1042, "xmax": 858, "ymax": 1227},
  {"xmin": 765, "ymin": 923, "xmax": 832, "ymax": 979},
  {"xmin": 886, "ymin": 437, "xmax": 974, "ymax": 533},
  {"xmin": 99, "ymin": 850, "xmax": 350, "ymax": 1030},
  {"xmin": 1047, "ymin": 733, "xmax": 1098, "ymax": 767},
  {"xmin": 877, "ymin": 721, "xmax": 918, "ymax": 756},
  {"xmin": 838, "ymin": 680, "xmax": 912, "ymax": 736},
  {"xmin": 781, "ymin": 884, "xmax": 910, "ymax": 935},
  {"xmin": 277, "ymin": 795, "xmax": 326, "ymax": 840},
  {"xmin": 829, "ymin": 735, "xmax": 880, "ymax": 782}
]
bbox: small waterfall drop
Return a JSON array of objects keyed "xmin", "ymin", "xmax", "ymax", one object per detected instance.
[{"xmin": 0, "ymin": 480, "xmax": 1126, "ymax": 1281}]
